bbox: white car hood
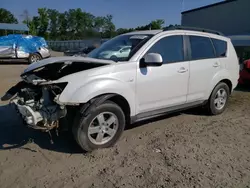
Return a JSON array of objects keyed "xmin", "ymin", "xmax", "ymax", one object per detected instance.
[{"xmin": 23, "ymin": 56, "xmax": 115, "ymax": 74}]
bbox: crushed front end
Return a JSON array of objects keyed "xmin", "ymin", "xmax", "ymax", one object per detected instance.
[
  {"xmin": 8, "ymin": 81, "xmax": 67, "ymax": 131},
  {"xmin": 1, "ymin": 56, "xmax": 113, "ymax": 137}
]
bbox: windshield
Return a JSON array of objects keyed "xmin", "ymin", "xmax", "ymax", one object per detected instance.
[
  {"xmin": 87, "ymin": 34, "xmax": 153, "ymax": 61},
  {"xmin": 111, "ymin": 46, "xmax": 125, "ymax": 51}
]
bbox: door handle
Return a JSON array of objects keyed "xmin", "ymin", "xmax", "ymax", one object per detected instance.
[
  {"xmin": 178, "ymin": 67, "xmax": 188, "ymax": 73},
  {"xmin": 213, "ymin": 62, "xmax": 220, "ymax": 67}
]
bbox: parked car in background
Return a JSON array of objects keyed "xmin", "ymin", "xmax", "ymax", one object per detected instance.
[
  {"xmin": 64, "ymin": 39, "xmax": 109, "ymax": 56},
  {"xmin": 0, "ymin": 34, "xmax": 50, "ymax": 63},
  {"xmin": 238, "ymin": 59, "xmax": 250, "ymax": 85},
  {"xmin": 229, "ymin": 35, "xmax": 250, "ymax": 85},
  {"xmin": 98, "ymin": 45, "xmax": 131, "ymax": 60},
  {"xmin": 2, "ymin": 26, "xmax": 239, "ymax": 152},
  {"xmin": 64, "ymin": 46, "xmax": 95, "ymax": 56}
]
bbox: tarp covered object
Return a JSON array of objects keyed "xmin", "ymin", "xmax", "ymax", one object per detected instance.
[{"xmin": 0, "ymin": 34, "xmax": 48, "ymax": 58}]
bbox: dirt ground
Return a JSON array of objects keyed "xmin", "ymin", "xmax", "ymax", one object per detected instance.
[{"xmin": 0, "ymin": 63, "xmax": 250, "ymax": 188}]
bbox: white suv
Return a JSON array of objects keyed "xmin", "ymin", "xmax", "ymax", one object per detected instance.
[{"xmin": 2, "ymin": 27, "xmax": 239, "ymax": 151}]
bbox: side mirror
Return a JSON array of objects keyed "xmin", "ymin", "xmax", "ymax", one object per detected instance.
[{"xmin": 144, "ymin": 53, "xmax": 163, "ymax": 66}]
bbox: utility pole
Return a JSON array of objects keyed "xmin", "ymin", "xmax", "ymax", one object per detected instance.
[{"xmin": 181, "ymin": 0, "xmax": 185, "ymax": 12}]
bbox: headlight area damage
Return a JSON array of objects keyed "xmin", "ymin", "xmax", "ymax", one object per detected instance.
[
  {"xmin": 11, "ymin": 81, "xmax": 68, "ymax": 131},
  {"xmin": 1, "ymin": 56, "xmax": 114, "ymax": 143}
]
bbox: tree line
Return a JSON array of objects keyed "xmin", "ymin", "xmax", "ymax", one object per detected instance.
[{"xmin": 0, "ymin": 8, "xmax": 178, "ymax": 40}]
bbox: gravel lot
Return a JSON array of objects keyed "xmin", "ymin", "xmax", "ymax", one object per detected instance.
[{"xmin": 0, "ymin": 63, "xmax": 250, "ymax": 188}]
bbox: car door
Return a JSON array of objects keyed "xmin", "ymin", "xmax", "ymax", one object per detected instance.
[
  {"xmin": 186, "ymin": 34, "xmax": 220, "ymax": 102},
  {"xmin": 136, "ymin": 34, "xmax": 189, "ymax": 114}
]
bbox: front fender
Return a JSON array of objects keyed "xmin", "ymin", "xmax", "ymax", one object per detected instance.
[{"xmin": 59, "ymin": 78, "xmax": 136, "ymax": 115}]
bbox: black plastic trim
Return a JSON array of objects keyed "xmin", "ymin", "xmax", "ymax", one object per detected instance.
[
  {"xmin": 164, "ymin": 26, "xmax": 224, "ymax": 36},
  {"xmin": 131, "ymin": 100, "xmax": 206, "ymax": 124},
  {"xmin": 184, "ymin": 35, "xmax": 192, "ymax": 61}
]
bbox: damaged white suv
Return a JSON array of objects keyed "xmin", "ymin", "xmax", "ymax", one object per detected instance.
[{"xmin": 2, "ymin": 27, "xmax": 239, "ymax": 151}]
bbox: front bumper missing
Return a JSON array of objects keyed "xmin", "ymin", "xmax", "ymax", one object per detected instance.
[
  {"xmin": 14, "ymin": 101, "xmax": 43, "ymax": 127},
  {"xmin": 13, "ymin": 100, "xmax": 67, "ymax": 131}
]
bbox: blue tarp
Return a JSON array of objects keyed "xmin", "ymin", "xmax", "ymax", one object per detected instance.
[{"xmin": 0, "ymin": 34, "xmax": 48, "ymax": 53}]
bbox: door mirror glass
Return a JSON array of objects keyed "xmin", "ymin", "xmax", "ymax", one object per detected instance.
[{"xmin": 144, "ymin": 53, "xmax": 163, "ymax": 66}]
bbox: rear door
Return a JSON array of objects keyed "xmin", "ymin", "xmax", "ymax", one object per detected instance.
[{"xmin": 186, "ymin": 34, "xmax": 221, "ymax": 102}]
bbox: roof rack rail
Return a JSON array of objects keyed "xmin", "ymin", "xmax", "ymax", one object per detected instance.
[{"xmin": 163, "ymin": 26, "xmax": 224, "ymax": 36}]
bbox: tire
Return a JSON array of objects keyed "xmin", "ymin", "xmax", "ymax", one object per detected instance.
[
  {"xmin": 72, "ymin": 100, "xmax": 126, "ymax": 152},
  {"xmin": 207, "ymin": 82, "xmax": 230, "ymax": 115},
  {"xmin": 28, "ymin": 53, "xmax": 42, "ymax": 64},
  {"xmin": 110, "ymin": 55, "xmax": 118, "ymax": 61}
]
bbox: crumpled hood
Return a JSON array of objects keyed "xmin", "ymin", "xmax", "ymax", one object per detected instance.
[{"xmin": 23, "ymin": 56, "xmax": 115, "ymax": 74}]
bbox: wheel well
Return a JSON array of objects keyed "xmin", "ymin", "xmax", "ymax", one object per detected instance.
[
  {"xmin": 80, "ymin": 94, "xmax": 131, "ymax": 125},
  {"xmin": 108, "ymin": 95, "xmax": 131, "ymax": 125},
  {"xmin": 29, "ymin": 52, "xmax": 42, "ymax": 58},
  {"xmin": 220, "ymin": 79, "xmax": 232, "ymax": 93},
  {"xmin": 35, "ymin": 52, "xmax": 42, "ymax": 58}
]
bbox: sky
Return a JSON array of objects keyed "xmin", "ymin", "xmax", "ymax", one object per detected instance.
[{"xmin": 1, "ymin": 0, "xmax": 223, "ymax": 28}]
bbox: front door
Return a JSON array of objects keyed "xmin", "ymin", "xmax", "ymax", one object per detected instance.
[{"xmin": 136, "ymin": 34, "xmax": 189, "ymax": 114}]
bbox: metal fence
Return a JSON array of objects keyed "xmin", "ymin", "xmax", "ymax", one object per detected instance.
[{"xmin": 47, "ymin": 38, "xmax": 109, "ymax": 52}]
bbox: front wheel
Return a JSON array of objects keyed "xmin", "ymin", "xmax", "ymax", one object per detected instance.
[
  {"xmin": 28, "ymin": 53, "xmax": 42, "ymax": 64},
  {"xmin": 73, "ymin": 101, "xmax": 126, "ymax": 152},
  {"xmin": 207, "ymin": 82, "xmax": 230, "ymax": 115}
]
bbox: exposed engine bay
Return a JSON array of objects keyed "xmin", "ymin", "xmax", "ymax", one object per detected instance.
[{"xmin": 11, "ymin": 81, "xmax": 67, "ymax": 131}]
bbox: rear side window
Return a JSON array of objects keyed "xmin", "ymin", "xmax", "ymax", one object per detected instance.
[
  {"xmin": 189, "ymin": 36, "xmax": 216, "ymax": 60},
  {"xmin": 212, "ymin": 38, "xmax": 227, "ymax": 57},
  {"xmin": 146, "ymin": 35, "xmax": 184, "ymax": 63}
]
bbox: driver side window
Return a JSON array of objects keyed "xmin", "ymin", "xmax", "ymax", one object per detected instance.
[{"xmin": 146, "ymin": 35, "xmax": 184, "ymax": 64}]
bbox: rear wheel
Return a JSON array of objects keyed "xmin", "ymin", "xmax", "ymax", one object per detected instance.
[
  {"xmin": 72, "ymin": 101, "xmax": 126, "ymax": 152},
  {"xmin": 28, "ymin": 53, "xmax": 41, "ymax": 63},
  {"xmin": 207, "ymin": 82, "xmax": 230, "ymax": 115}
]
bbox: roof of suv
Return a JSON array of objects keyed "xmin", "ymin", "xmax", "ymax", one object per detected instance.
[
  {"xmin": 124, "ymin": 30, "xmax": 163, "ymax": 35},
  {"xmin": 125, "ymin": 28, "xmax": 229, "ymax": 41}
]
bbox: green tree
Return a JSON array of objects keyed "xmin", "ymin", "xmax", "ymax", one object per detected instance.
[
  {"xmin": 37, "ymin": 8, "xmax": 49, "ymax": 38},
  {"xmin": 150, "ymin": 19, "xmax": 165, "ymax": 29},
  {"xmin": 1, "ymin": 8, "xmax": 172, "ymax": 40},
  {"xmin": 116, "ymin": 28, "xmax": 131, "ymax": 35},
  {"xmin": 58, "ymin": 11, "xmax": 68, "ymax": 40},
  {"xmin": 93, "ymin": 16, "xmax": 105, "ymax": 32},
  {"xmin": 21, "ymin": 10, "xmax": 38, "ymax": 35},
  {"xmin": 28, "ymin": 19, "xmax": 38, "ymax": 35},
  {"xmin": 47, "ymin": 9, "xmax": 59, "ymax": 40},
  {"xmin": 0, "ymin": 8, "xmax": 18, "ymax": 24},
  {"xmin": 66, "ymin": 9, "xmax": 96, "ymax": 39},
  {"xmin": 0, "ymin": 8, "xmax": 18, "ymax": 35},
  {"xmin": 102, "ymin": 14, "xmax": 116, "ymax": 38}
]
